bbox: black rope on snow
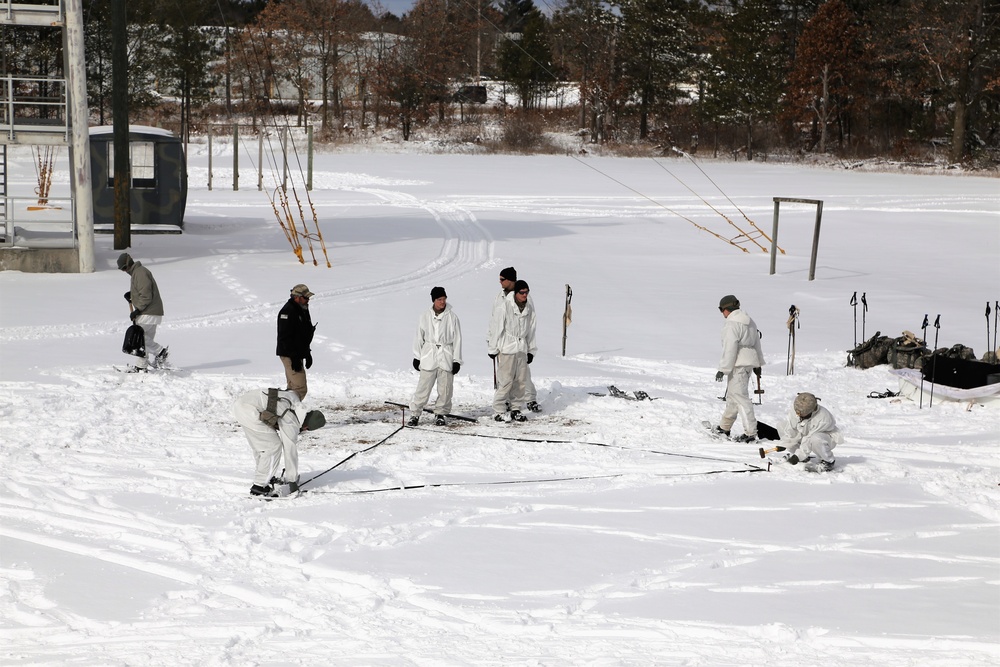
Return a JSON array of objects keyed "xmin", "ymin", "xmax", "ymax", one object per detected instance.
[
  {"xmin": 299, "ymin": 425, "xmax": 405, "ymax": 490},
  {"xmin": 298, "ymin": 417, "xmax": 767, "ymax": 495},
  {"xmin": 305, "ymin": 465, "xmax": 767, "ymax": 496},
  {"xmin": 405, "ymin": 424, "xmax": 749, "ymax": 466}
]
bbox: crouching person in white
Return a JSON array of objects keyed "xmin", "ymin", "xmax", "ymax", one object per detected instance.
[
  {"xmin": 409, "ymin": 286, "xmax": 463, "ymax": 426},
  {"xmin": 779, "ymin": 392, "xmax": 842, "ymax": 471},
  {"xmin": 232, "ymin": 388, "xmax": 326, "ymax": 496}
]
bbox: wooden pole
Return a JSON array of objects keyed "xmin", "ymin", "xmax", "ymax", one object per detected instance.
[
  {"xmin": 111, "ymin": 0, "xmax": 130, "ymax": 249},
  {"xmin": 233, "ymin": 123, "xmax": 239, "ymax": 191}
]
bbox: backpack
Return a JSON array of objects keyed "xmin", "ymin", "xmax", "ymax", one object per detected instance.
[
  {"xmin": 259, "ymin": 388, "xmax": 282, "ymax": 429},
  {"xmin": 847, "ymin": 331, "xmax": 892, "ymax": 369},
  {"xmin": 122, "ymin": 324, "xmax": 145, "ymax": 357},
  {"xmin": 888, "ymin": 331, "xmax": 928, "ymax": 370}
]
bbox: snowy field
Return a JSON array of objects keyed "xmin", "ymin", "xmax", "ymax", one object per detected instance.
[{"xmin": 1, "ymin": 141, "xmax": 998, "ymax": 665}]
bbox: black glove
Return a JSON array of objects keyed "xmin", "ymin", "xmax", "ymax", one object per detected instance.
[
  {"xmin": 488, "ymin": 353, "xmax": 497, "ymax": 360},
  {"xmin": 753, "ymin": 367, "xmax": 761, "ymax": 378},
  {"xmin": 130, "ymin": 309, "xmax": 140, "ymax": 322},
  {"xmin": 527, "ymin": 353, "xmax": 534, "ymax": 364},
  {"xmin": 123, "ymin": 291, "xmax": 131, "ymax": 302},
  {"xmin": 412, "ymin": 359, "xmax": 421, "ymax": 371},
  {"xmin": 291, "ymin": 358, "xmax": 304, "ymax": 373},
  {"xmin": 715, "ymin": 371, "xmax": 724, "ymax": 382},
  {"xmin": 452, "ymin": 362, "xmax": 461, "ymax": 374},
  {"xmin": 305, "ymin": 353, "xmax": 313, "ymax": 370}
]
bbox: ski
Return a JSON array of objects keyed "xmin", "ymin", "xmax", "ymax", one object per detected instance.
[
  {"xmin": 253, "ymin": 483, "xmax": 306, "ymax": 500},
  {"xmin": 384, "ymin": 401, "xmax": 477, "ymax": 423},
  {"xmin": 701, "ymin": 420, "xmax": 730, "ymax": 440},
  {"xmin": 603, "ymin": 385, "xmax": 657, "ymax": 401},
  {"xmin": 114, "ymin": 365, "xmax": 179, "ymax": 374},
  {"xmin": 765, "ymin": 454, "xmax": 836, "ymax": 473}
]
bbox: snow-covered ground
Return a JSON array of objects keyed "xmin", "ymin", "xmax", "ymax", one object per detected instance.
[{"xmin": 1, "ymin": 142, "xmax": 998, "ymax": 665}]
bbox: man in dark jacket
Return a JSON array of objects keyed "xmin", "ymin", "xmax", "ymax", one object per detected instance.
[
  {"xmin": 276, "ymin": 284, "xmax": 316, "ymax": 399},
  {"xmin": 118, "ymin": 252, "xmax": 168, "ymax": 372}
]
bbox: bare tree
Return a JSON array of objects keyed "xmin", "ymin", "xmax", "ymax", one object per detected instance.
[{"xmin": 783, "ymin": 0, "xmax": 865, "ymax": 152}]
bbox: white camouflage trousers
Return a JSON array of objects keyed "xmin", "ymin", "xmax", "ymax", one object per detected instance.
[
  {"xmin": 410, "ymin": 367, "xmax": 455, "ymax": 417},
  {"xmin": 493, "ymin": 351, "xmax": 529, "ymax": 414},
  {"xmin": 720, "ymin": 366, "xmax": 757, "ymax": 436}
]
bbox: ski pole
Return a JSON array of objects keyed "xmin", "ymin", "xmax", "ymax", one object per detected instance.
[
  {"xmin": 987, "ymin": 301, "xmax": 992, "ymax": 362},
  {"xmin": 990, "ymin": 301, "xmax": 1000, "ymax": 355},
  {"xmin": 929, "ymin": 315, "xmax": 940, "ymax": 408},
  {"xmin": 754, "ymin": 370, "xmax": 764, "ymax": 404},
  {"xmin": 850, "ymin": 292, "xmax": 858, "ymax": 347},
  {"xmin": 786, "ymin": 305, "xmax": 799, "ymax": 376},
  {"xmin": 861, "ymin": 292, "xmax": 868, "ymax": 341},
  {"xmin": 919, "ymin": 314, "xmax": 928, "ymax": 408},
  {"xmin": 493, "ymin": 356, "xmax": 497, "ymax": 390}
]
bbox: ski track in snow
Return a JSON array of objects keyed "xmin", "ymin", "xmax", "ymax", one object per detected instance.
[
  {"xmin": 0, "ymin": 185, "xmax": 492, "ymax": 345},
  {"xmin": 2, "ymin": 356, "xmax": 998, "ymax": 664},
  {"xmin": 2, "ymin": 158, "xmax": 998, "ymax": 665}
]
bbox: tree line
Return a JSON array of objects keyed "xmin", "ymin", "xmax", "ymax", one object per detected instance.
[{"xmin": 3, "ymin": 0, "xmax": 997, "ymax": 164}]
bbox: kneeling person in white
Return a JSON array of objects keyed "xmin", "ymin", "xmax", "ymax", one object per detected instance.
[
  {"xmin": 779, "ymin": 392, "xmax": 842, "ymax": 470},
  {"xmin": 409, "ymin": 286, "xmax": 463, "ymax": 426},
  {"xmin": 232, "ymin": 388, "xmax": 325, "ymax": 495}
]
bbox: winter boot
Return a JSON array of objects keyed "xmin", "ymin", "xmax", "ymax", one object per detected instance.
[
  {"xmin": 493, "ymin": 414, "xmax": 506, "ymax": 422},
  {"xmin": 250, "ymin": 484, "xmax": 273, "ymax": 496},
  {"xmin": 434, "ymin": 414, "xmax": 446, "ymax": 426},
  {"xmin": 407, "ymin": 416, "xmax": 420, "ymax": 427},
  {"xmin": 712, "ymin": 426, "xmax": 730, "ymax": 438},
  {"xmin": 526, "ymin": 401, "xmax": 542, "ymax": 413},
  {"xmin": 733, "ymin": 433, "xmax": 758, "ymax": 443},
  {"xmin": 510, "ymin": 410, "xmax": 527, "ymax": 422}
]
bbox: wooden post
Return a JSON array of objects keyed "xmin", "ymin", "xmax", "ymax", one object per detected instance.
[
  {"xmin": 207, "ymin": 126, "xmax": 213, "ymax": 191},
  {"xmin": 769, "ymin": 200, "xmax": 780, "ymax": 276},
  {"xmin": 281, "ymin": 127, "xmax": 288, "ymax": 191},
  {"xmin": 233, "ymin": 123, "xmax": 239, "ymax": 191},
  {"xmin": 111, "ymin": 0, "xmax": 130, "ymax": 250},
  {"xmin": 808, "ymin": 201, "xmax": 824, "ymax": 281},
  {"xmin": 307, "ymin": 124, "xmax": 313, "ymax": 191}
]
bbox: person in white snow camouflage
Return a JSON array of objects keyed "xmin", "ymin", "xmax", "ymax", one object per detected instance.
[
  {"xmin": 777, "ymin": 392, "xmax": 841, "ymax": 471},
  {"xmin": 714, "ymin": 295, "xmax": 764, "ymax": 442},
  {"xmin": 118, "ymin": 253, "xmax": 168, "ymax": 371},
  {"xmin": 232, "ymin": 388, "xmax": 326, "ymax": 496},
  {"xmin": 408, "ymin": 286, "xmax": 463, "ymax": 426},
  {"xmin": 276, "ymin": 284, "xmax": 316, "ymax": 400},
  {"xmin": 489, "ymin": 267, "xmax": 541, "ymax": 412},
  {"xmin": 489, "ymin": 279, "xmax": 537, "ymax": 422}
]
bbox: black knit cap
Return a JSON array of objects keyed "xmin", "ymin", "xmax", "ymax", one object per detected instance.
[
  {"xmin": 431, "ymin": 286, "xmax": 447, "ymax": 300},
  {"xmin": 499, "ymin": 267, "xmax": 517, "ymax": 281},
  {"xmin": 513, "ymin": 280, "xmax": 529, "ymax": 294}
]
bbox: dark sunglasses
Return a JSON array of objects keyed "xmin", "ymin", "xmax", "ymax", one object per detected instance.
[{"xmin": 517, "ymin": 290, "xmax": 529, "ymax": 295}]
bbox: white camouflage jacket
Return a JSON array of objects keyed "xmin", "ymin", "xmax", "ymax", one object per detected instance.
[{"xmin": 413, "ymin": 303, "xmax": 463, "ymax": 372}]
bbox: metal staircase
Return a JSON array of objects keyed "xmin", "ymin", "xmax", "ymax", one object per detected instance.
[{"xmin": 1, "ymin": 0, "xmax": 94, "ymax": 271}]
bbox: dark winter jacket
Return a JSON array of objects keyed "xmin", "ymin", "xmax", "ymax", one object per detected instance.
[{"xmin": 276, "ymin": 298, "xmax": 315, "ymax": 360}]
